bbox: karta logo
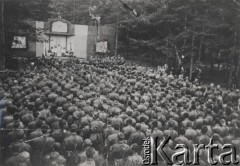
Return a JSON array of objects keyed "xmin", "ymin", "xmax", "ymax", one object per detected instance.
[{"xmin": 142, "ymin": 137, "xmax": 239, "ymax": 165}]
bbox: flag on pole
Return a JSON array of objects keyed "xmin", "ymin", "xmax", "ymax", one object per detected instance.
[
  {"xmin": 89, "ymin": 6, "xmax": 101, "ymax": 23},
  {"xmin": 89, "ymin": 5, "xmax": 97, "ymax": 16}
]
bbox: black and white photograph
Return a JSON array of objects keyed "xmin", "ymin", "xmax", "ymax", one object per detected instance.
[{"xmin": 1, "ymin": 0, "xmax": 240, "ymax": 166}]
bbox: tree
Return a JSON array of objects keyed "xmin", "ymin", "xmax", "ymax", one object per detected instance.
[
  {"xmin": 0, "ymin": 0, "xmax": 54, "ymax": 69},
  {"xmin": 115, "ymin": 0, "xmax": 239, "ymax": 84}
]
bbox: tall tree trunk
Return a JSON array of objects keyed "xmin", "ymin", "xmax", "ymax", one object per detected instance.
[
  {"xmin": 198, "ymin": 8, "xmax": 208, "ymax": 63},
  {"xmin": 235, "ymin": 24, "xmax": 240, "ymax": 88},
  {"xmin": 228, "ymin": 31, "xmax": 238, "ymax": 88},
  {"xmin": 197, "ymin": 27, "xmax": 204, "ymax": 63},
  {"xmin": 228, "ymin": 60, "xmax": 234, "ymax": 89},
  {"xmin": 73, "ymin": 0, "xmax": 76, "ymax": 24},
  {"xmin": 190, "ymin": 9, "xmax": 197, "ymax": 81},
  {"xmin": 0, "ymin": 2, "xmax": 4, "ymax": 164},
  {"xmin": 175, "ymin": 45, "xmax": 182, "ymax": 70},
  {"xmin": 236, "ymin": 60, "xmax": 240, "ymax": 88},
  {"xmin": 182, "ymin": 17, "xmax": 187, "ymax": 48},
  {"xmin": 0, "ymin": 0, "xmax": 4, "ymax": 71},
  {"xmin": 115, "ymin": 9, "xmax": 119, "ymax": 56},
  {"xmin": 125, "ymin": 32, "xmax": 130, "ymax": 59}
]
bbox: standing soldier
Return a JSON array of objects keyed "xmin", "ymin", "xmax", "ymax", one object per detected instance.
[
  {"xmin": 125, "ymin": 144, "xmax": 143, "ymax": 166},
  {"xmin": 128, "ymin": 123, "xmax": 145, "ymax": 154},
  {"xmin": 78, "ymin": 147, "xmax": 96, "ymax": 166},
  {"xmin": 63, "ymin": 124, "xmax": 83, "ymax": 166},
  {"xmin": 109, "ymin": 132, "xmax": 129, "ymax": 166}
]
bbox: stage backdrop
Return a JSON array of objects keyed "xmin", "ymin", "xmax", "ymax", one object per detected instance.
[{"xmin": 13, "ymin": 20, "xmax": 115, "ymax": 59}]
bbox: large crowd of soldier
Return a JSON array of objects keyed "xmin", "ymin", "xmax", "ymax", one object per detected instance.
[{"xmin": 1, "ymin": 57, "xmax": 240, "ymax": 166}]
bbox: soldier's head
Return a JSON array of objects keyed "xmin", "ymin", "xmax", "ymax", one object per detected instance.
[
  {"xmin": 41, "ymin": 124, "xmax": 49, "ymax": 134},
  {"xmin": 118, "ymin": 132, "xmax": 125, "ymax": 141},
  {"xmin": 13, "ymin": 113, "xmax": 20, "ymax": 121},
  {"xmin": 130, "ymin": 143, "xmax": 138, "ymax": 154},
  {"xmin": 16, "ymin": 129, "xmax": 25, "ymax": 141},
  {"xmin": 36, "ymin": 120, "xmax": 43, "ymax": 129},
  {"xmin": 152, "ymin": 120, "xmax": 158, "ymax": 128},
  {"xmin": 50, "ymin": 151, "xmax": 60, "ymax": 163},
  {"xmin": 139, "ymin": 116, "xmax": 146, "ymax": 123},
  {"xmin": 18, "ymin": 151, "xmax": 30, "ymax": 166},
  {"xmin": 86, "ymin": 147, "xmax": 95, "ymax": 159},
  {"xmin": 53, "ymin": 142, "xmax": 61, "ymax": 152},
  {"xmin": 44, "ymin": 103, "xmax": 49, "ymax": 109},
  {"xmin": 59, "ymin": 119, "xmax": 67, "ymax": 129},
  {"xmin": 50, "ymin": 105, "xmax": 57, "ymax": 114},
  {"xmin": 71, "ymin": 124, "xmax": 78, "ymax": 133},
  {"xmin": 135, "ymin": 123, "xmax": 141, "ymax": 131},
  {"xmin": 201, "ymin": 125, "xmax": 208, "ymax": 135},
  {"xmin": 113, "ymin": 124, "xmax": 120, "ymax": 131},
  {"xmin": 126, "ymin": 118, "xmax": 132, "ymax": 125},
  {"xmin": 83, "ymin": 139, "xmax": 92, "ymax": 148}
]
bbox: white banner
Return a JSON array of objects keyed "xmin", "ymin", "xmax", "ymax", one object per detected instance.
[{"xmin": 96, "ymin": 41, "xmax": 108, "ymax": 53}]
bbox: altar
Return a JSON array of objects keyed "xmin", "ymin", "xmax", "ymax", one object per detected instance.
[{"xmin": 43, "ymin": 19, "xmax": 77, "ymax": 57}]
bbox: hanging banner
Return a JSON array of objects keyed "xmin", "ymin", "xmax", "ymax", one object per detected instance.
[{"xmin": 96, "ymin": 40, "xmax": 108, "ymax": 53}]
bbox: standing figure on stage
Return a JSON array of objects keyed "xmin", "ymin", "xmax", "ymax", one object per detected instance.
[{"xmin": 57, "ymin": 44, "xmax": 62, "ymax": 57}]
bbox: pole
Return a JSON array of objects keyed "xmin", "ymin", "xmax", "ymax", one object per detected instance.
[
  {"xmin": 98, "ymin": 19, "xmax": 100, "ymax": 40},
  {"xmin": 97, "ymin": 20, "xmax": 99, "ymax": 40},
  {"xmin": 58, "ymin": 0, "xmax": 61, "ymax": 17},
  {"xmin": 115, "ymin": 10, "xmax": 119, "ymax": 56},
  {"xmin": 95, "ymin": 20, "xmax": 97, "ymax": 43},
  {"xmin": 0, "ymin": 0, "xmax": 5, "ymax": 71}
]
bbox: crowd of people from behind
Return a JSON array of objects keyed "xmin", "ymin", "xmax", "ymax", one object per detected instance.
[
  {"xmin": 0, "ymin": 56, "xmax": 240, "ymax": 166},
  {"xmin": 89, "ymin": 55, "xmax": 125, "ymax": 65}
]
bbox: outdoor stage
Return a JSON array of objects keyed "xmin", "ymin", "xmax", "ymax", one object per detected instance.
[{"xmin": 10, "ymin": 20, "xmax": 115, "ymax": 60}]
